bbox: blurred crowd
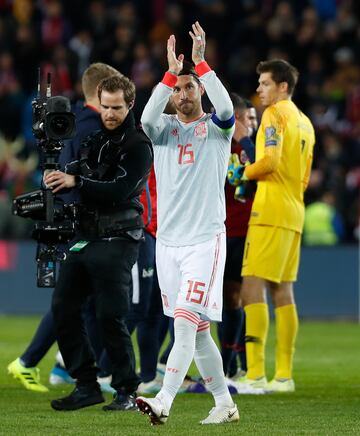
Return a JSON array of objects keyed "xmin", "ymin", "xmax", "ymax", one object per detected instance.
[{"xmin": 0, "ymin": 0, "xmax": 359, "ymax": 242}]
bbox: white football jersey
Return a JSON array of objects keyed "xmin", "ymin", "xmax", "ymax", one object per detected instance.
[{"xmin": 141, "ymin": 70, "xmax": 234, "ymax": 246}]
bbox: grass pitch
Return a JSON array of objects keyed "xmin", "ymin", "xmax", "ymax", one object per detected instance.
[{"xmin": 0, "ymin": 316, "xmax": 359, "ymax": 435}]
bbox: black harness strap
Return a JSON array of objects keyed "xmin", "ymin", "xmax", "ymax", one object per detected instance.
[
  {"xmin": 80, "ymin": 136, "xmax": 124, "ymax": 180},
  {"xmin": 79, "ymin": 130, "xmax": 152, "ymax": 181}
]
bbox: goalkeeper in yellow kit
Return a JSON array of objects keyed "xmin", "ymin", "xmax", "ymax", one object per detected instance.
[{"xmin": 232, "ymin": 59, "xmax": 315, "ymax": 392}]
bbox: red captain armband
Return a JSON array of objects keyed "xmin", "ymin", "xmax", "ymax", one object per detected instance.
[
  {"xmin": 161, "ymin": 72, "xmax": 178, "ymax": 88},
  {"xmin": 195, "ymin": 61, "xmax": 211, "ymax": 77}
]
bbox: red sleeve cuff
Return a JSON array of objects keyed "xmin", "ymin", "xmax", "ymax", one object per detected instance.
[
  {"xmin": 195, "ymin": 61, "xmax": 211, "ymax": 77},
  {"xmin": 161, "ymin": 72, "xmax": 178, "ymax": 88}
]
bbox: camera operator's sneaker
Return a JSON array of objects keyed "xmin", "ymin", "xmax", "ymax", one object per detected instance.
[
  {"xmin": 200, "ymin": 404, "xmax": 239, "ymax": 425},
  {"xmin": 136, "ymin": 396, "xmax": 169, "ymax": 425},
  {"xmin": 49, "ymin": 364, "xmax": 75, "ymax": 385},
  {"xmin": 7, "ymin": 358, "xmax": 49, "ymax": 393},
  {"xmin": 51, "ymin": 384, "xmax": 104, "ymax": 411},
  {"xmin": 103, "ymin": 391, "xmax": 137, "ymax": 411},
  {"xmin": 266, "ymin": 378, "xmax": 295, "ymax": 393}
]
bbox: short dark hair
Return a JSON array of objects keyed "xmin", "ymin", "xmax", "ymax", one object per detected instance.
[
  {"xmin": 178, "ymin": 60, "xmax": 200, "ymax": 84},
  {"xmin": 256, "ymin": 59, "xmax": 299, "ymax": 95},
  {"xmin": 230, "ymin": 92, "xmax": 248, "ymax": 112},
  {"xmin": 244, "ymin": 98, "xmax": 254, "ymax": 109},
  {"xmin": 97, "ymin": 75, "xmax": 136, "ymax": 105}
]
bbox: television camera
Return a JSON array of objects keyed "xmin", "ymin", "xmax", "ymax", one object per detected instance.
[{"xmin": 12, "ymin": 71, "xmax": 77, "ymax": 287}]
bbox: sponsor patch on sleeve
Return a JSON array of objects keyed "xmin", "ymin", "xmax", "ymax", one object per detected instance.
[{"xmin": 265, "ymin": 126, "xmax": 279, "ymax": 146}]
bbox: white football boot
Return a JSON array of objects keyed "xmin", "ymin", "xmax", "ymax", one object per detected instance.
[
  {"xmin": 200, "ymin": 403, "xmax": 239, "ymax": 425},
  {"xmin": 136, "ymin": 396, "xmax": 169, "ymax": 425}
]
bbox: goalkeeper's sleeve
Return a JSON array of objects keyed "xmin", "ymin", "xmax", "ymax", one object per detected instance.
[{"xmin": 244, "ymin": 145, "xmax": 281, "ymax": 180}]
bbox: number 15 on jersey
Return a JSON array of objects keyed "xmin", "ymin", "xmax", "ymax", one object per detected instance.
[{"xmin": 178, "ymin": 143, "xmax": 194, "ymax": 165}]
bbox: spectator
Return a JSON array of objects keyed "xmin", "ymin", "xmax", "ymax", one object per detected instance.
[{"xmin": 303, "ymin": 191, "xmax": 345, "ymax": 245}]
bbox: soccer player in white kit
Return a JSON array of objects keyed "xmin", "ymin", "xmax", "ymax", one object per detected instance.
[{"xmin": 136, "ymin": 22, "xmax": 239, "ymax": 425}]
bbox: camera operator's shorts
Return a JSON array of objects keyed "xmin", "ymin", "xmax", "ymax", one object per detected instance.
[
  {"xmin": 156, "ymin": 232, "xmax": 226, "ymax": 322},
  {"xmin": 241, "ymin": 224, "xmax": 301, "ymax": 283}
]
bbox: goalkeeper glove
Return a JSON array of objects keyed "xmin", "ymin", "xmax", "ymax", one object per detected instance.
[
  {"xmin": 227, "ymin": 153, "xmax": 249, "ymax": 185},
  {"xmin": 234, "ymin": 184, "xmax": 246, "ymax": 202}
]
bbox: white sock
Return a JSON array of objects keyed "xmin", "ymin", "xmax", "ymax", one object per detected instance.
[
  {"xmin": 156, "ymin": 308, "xmax": 199, "ymax": 412},
  {"xmin": 194, "ymin": 321, "xmax": 234, "ymax": 407}
]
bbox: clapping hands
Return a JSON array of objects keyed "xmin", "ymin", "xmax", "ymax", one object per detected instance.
[{"xmin": 166, "ymin": 21, "xmax": 206, "ymax": 74}]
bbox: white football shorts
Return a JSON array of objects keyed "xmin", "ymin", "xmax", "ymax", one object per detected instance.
[{"xmin": 156, "ymin": 232, "xmax": 226, "ymax": 322}]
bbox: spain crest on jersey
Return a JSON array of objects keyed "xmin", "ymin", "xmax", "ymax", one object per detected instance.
[{"xmin": 195, "ymin": 122, "xmax": 207, "ymax": 138}]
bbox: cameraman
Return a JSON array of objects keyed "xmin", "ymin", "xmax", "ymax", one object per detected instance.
[
  {"xmin": 7, "ymin": 63, "xmax": 122, "ymax": 393},
  {"xmin": 46, "ymin": 75, "xmax": 153, "ymax": 411}
]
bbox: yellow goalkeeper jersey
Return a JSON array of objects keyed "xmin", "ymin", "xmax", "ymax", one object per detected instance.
[{"xmin": 245, "ymin": 99, "xmax": 315, "ymax": 233}]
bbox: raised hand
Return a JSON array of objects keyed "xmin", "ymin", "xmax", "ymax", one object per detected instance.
[
  {"xmin": 167, "ymin": 34, "xmax": 184, "ymax": 75},
  {"xmin": 189, "ymin": 21, "xmax": 205, "ymax": 65}
]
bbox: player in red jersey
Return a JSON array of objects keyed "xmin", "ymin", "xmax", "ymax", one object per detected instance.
[{"xmin": 220, "ymin": 93, "xmax": 257, "ymax": 384}]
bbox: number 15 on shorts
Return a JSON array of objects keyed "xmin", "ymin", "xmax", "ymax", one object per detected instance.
[{"xmin": 186, "ymin": 280, "xmax": 206, "ymax": 305}]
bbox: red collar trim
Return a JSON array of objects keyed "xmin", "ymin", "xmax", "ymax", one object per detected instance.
[
  {"xmin": 85, "ymin": 103, "xmax": 100, "ymax": 113},
  {"xmin": 179, "ymin": 112, "xmax": 205, "ymax": 124}
]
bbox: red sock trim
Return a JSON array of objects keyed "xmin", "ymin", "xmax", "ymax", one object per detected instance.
[
  {"xmin": 197, "ymin": 320, "xmax": 210, "ymax": 332},
  {"xmin": 174, "ymin": 308, "xmax": 200, "ymax": 326}
]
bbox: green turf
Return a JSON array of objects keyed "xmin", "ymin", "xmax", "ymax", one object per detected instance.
[{"xmin": 0, "ymin": 316, "xmax": 359, "ymax": 435}]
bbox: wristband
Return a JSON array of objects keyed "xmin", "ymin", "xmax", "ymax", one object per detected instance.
[
  {"xmin": 195, "ymin": 61, "xmax": 211, "ymax": 77},
  {"xmin": 161, "ymin": 71, "xmax": 178, "ymax": 88}
]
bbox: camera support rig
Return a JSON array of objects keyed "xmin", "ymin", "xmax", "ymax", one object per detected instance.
[{"xmin": 12, "ymin": 70, "xmax": 76, "ymax": 287}]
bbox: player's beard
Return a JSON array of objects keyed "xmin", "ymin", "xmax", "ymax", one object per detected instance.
[{"xmin": 177, "ymin": 100, "xmax": 200, "ymax": 117}]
